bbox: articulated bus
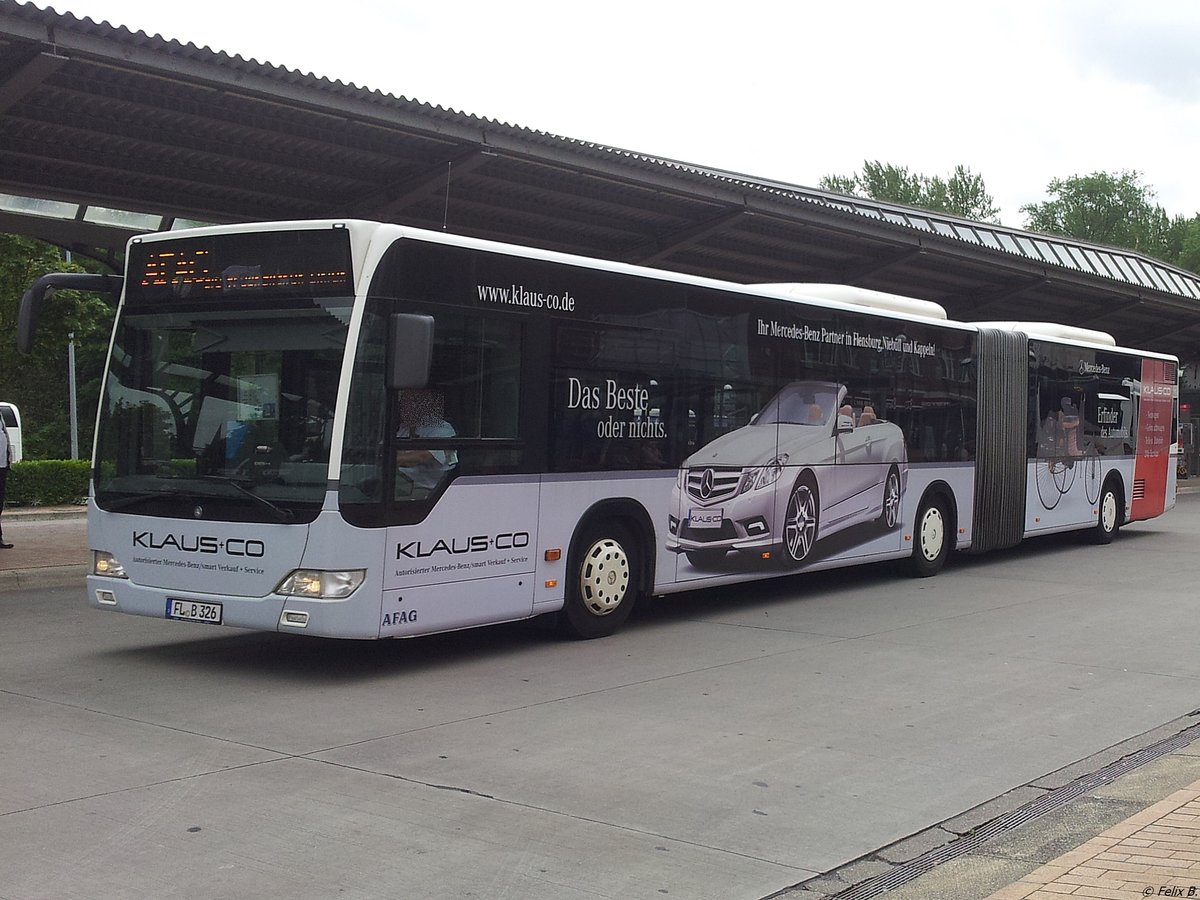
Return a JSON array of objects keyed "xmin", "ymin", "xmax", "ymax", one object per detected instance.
[{"xmin": 20, "ymin": 220, "xmax": 1177, "ymax": 639}]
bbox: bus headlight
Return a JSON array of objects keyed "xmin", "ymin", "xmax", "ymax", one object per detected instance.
[
  {"xmin": 275, "ymin": 569, "xmax": 365, "ymax": 599},
  {"xmin": 93, "ymin": 550, "xmax": 128, "ymax": 579}
]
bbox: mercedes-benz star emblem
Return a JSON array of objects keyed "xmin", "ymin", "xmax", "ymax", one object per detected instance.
[{"xmin": 700, "ymin": 469, "xmax": 715, "ymax": 500}]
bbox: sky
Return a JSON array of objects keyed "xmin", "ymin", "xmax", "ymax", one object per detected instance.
[{"xmin": 30, "ymin": 0, "xmax": 1200, "ymax": 227}]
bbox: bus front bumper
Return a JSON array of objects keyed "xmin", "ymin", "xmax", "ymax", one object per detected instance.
[{"xmin": 86, "ymin": 575, "xmax": 380, "ymax": 639}]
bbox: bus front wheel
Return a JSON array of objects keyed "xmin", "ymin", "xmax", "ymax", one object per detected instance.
[{"xmin": 560, "ymin": 522, "xmax": 640, "ymax": 639}]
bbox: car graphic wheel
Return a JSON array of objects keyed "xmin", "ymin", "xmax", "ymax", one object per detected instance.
[
  {"xmin": 560, "ymin": 522, "xmax": 639, "ymax": 639},
  {"xmin": 784, "ymin": 479, "xmax": 818, "ymax": 564},
  {"xmin": 878, "ymin": 466, "xmax": 901, "ymax": 530},
  {"xmin": 907, "ymin": 495, "xmax": 950, "ymax": 577}
]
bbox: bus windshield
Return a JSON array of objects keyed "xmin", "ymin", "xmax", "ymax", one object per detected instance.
[{"xmin": 93, "ymin": 300, "xmax": 351, "ymax": 523}]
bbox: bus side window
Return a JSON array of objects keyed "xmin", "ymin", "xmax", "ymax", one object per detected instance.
[
  {"xmin": 423, "ymin": 312, "xmax": 524, "ymax": 475},
  {"xmin": 394, "ymin": 388, "xmax": 457, "ymax": 499}
]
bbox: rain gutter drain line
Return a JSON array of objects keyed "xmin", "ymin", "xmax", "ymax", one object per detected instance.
[{"xmin": 782, "ymin": 721, "xmax": 1200, "ymax": 900}]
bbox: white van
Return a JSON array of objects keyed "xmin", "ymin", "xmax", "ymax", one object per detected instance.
[{"xmin": 0, "ymin": 402, "xmax": 23, "ymax": 462}]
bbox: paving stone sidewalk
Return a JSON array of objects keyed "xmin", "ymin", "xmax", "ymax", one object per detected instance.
[
  {"xmin": 0, "ymin": 507, "xmax": 88, "ymax": 589},
  {"xmin": 988, "ymin": 781, "xmax": 1200, "ymax": 899}
]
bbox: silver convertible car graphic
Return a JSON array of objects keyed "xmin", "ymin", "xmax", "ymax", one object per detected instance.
[{"xmin": 667, "ymin": 381, "xmax": 908, "ymax": 568}]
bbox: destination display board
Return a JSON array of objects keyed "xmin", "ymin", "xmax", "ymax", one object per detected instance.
[{"xmin": 125, "ymin": 228, "xmax": 353, "ymax": 305}]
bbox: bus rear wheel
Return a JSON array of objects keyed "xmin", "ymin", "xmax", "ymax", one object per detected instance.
[
  {"xmin": 1091, "ymin": 479, "xmax": 1122, "ymax": 544},
  {"xmin": 907, "ymin": 495, "xmax": 950, "ymax": 577},
  {"xmin": 560, "ymin": 522, "xmax": 640, "ymax": 639}
]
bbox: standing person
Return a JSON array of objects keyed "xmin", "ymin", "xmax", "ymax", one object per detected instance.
[{"xmin": 0, "ymin": 416, "xmax": 11, "ymax": 548}]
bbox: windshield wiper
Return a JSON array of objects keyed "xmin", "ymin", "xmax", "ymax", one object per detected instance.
[
  {"xmin": 103, "ymin": 479, "xmax": 294, "ymax": 523},
  {"xmin": 100, "ymin": 474, "xmax": 295, "ymax": 522},
  {"xmin": 104, "ymin": 491, "xmax": 178, "ymax": 513},
  {"xmin": 198, "ymin": 475, "xmax": 294, "ymax": 523}
]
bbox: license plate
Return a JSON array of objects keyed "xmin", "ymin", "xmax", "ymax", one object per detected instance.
[
  {"xmin": 688, "ymin": 508, "xmax": 724, "ymax": 529},
  {"xmin": 166, "ymin": 598, "xmax": 223, "ymax": 625}
]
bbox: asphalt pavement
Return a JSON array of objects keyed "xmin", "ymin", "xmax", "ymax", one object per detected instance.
[{"xmin": 6, "ymin": 493, "xmax": 1200, "ymax": 898}]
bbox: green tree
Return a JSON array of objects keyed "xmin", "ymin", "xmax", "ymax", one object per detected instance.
[
  {"xmin": 0, "ymin": 234, "xmax": 115, "ymax": 459},
  {"xmin": 1020, "ymin": 171, "xmax": 1173, "ymax": 259},
  {"xmin": 821, "ymin": 161, "xmax": 1001, "ymax": 223},
  {"xmin": 1166, "ymin": 214, "xmax": 1200, "ymax": 274}
]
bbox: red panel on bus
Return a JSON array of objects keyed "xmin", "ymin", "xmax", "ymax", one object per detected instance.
[{"xmin": 1131, "ymin": 358, "xmax": 1174, "ymax": 520}]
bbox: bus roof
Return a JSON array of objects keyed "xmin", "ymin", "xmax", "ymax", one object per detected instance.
[{"xmin": 128, "ymin": 220, "xmax": 1177, "ymax": 361}]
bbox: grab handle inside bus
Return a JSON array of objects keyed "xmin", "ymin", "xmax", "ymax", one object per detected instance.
[
  {"xmin": 388, "ymin": 313, "xmax": 434, "ymax": 389},
  {"xmin": 18, "ymin": 273, "xmax": 123, "ymax": 353}
]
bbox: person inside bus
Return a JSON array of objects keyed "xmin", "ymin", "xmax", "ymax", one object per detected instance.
[{"xmin": 395, "ymin": 388, "xmax": 457, "ymax": 496}]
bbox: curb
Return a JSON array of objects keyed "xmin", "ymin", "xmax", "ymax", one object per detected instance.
[
  {"xmin": 0, "ymin": 564, "xmax": 89, "ymax": 592},
  {"xmin": 5, "ymin": 506, "xmax": 88, "ymax": 522}
]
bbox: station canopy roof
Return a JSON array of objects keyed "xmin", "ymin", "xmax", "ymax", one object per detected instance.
[{"xmin": 3, "ymin": 0, "xmax": 1200, "ymax": 361}]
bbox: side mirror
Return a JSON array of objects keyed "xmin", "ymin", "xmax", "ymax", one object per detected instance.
[
  {"xmin": 836, "ymin": 414, "xmax": 855, "ymax": 434},
  {"xmin": 19, "ymin": 273, "xmax": 123, "ymax": 353},
  {"xmin": 388, "ymin": 314, "xmax": 434, "ymax": 389}
]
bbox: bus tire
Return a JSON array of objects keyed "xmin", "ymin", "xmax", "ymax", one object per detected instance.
[
  {"xmin": 907, "ymin": 494, "xmax": 950, "ymax": 578},
  {"xmin": 1091, "ymin": 479, "xmax": 1122, "ymax": 545},
  {"xmin": 560, "ymin": 522, "xmax": 640, "ymax": 639}
]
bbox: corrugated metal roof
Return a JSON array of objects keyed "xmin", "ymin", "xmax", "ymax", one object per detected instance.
[
  {"xmin": 2, "ymin": 0, "xmax": 1200, "ymax": 359},
  {"xmin": 677, "ymin": 164, "xmax": 1200, "ymax": 301}
]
